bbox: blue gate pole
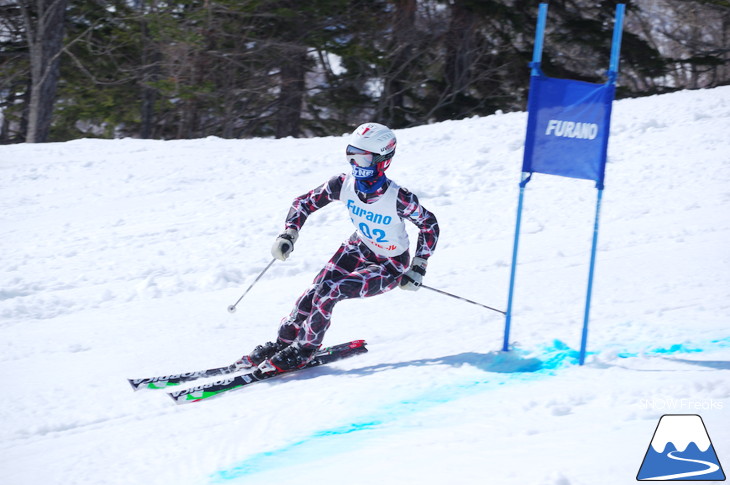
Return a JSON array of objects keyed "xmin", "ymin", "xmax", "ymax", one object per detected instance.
[
  {"xmin": 530, "ymin": 3, "xmax": 549, "ymax": 75},
  {"xmin": 503, "ymin": 174, "xmax": 529, "ymax": 351},
  {"xmin": 579, "ymin": 188, "xmax": 603, "ymax": 365},
  {"xmin": 578, "ymin": 5, "xmax": 624, "ymax": 365},
  {"xmin": 609, "ymin": 4, "xmax": 626, "ymax": 77},
  {"xmin": 503, "ymin": 3, "xmax": 548, "ymax": 352}
]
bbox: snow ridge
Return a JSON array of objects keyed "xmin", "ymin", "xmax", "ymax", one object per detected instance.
[{"xmin": 1, "ymin": 86, "xmax": 729, "ymax": 485}]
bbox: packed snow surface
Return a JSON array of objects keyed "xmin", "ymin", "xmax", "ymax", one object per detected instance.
[{"xmin": 1, "ymin": 86, "xmax": 729, "ymax": 485}]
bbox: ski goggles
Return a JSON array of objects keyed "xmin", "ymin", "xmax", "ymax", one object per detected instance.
[{"xmin": 346, "ymin": 145, "xmax": 375, "ymax": 167}]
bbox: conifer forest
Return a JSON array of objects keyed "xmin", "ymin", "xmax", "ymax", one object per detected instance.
[{"xmin": 1, "ymin": 0, "xmax": 728, "ymax": 143}]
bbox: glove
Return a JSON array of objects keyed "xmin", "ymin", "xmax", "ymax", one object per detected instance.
[
  {"xmin": 399, "ymin": 257, "xmax": 427, "ymax": 291},
  {"xmin": 271, "ymin": 228, "xmax": 299, "ymax": 261}
]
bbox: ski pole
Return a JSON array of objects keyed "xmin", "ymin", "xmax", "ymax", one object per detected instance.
[
  {"xmin": 420, "ymin": 284, "xmax": 506, "ymax": 315},
  {"xmin": 227, "ymin": 258, "xmax": 276, "ymax": 313}
]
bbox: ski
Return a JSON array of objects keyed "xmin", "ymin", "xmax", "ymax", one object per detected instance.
[
  {"xmin": 167, "ymin": 340, "xmax": 368, "ymax": 404},
  {"xmin": 128, "ymin": 362, "xmax": 244, "ymax": 391}
]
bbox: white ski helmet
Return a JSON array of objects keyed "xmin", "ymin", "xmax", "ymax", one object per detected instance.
[{"xmin": 346, "ymin": 122, "xmax": 397, "ymax": 178}]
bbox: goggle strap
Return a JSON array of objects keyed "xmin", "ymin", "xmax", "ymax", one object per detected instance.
[{"xmin": 373, "ymin": 151, "xmax": 395, "ymax": 164}]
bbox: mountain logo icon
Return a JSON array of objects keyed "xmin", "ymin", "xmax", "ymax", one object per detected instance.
[{"xmin": 637, "ymin": 414, "xmax": 725, "ymax": 481}]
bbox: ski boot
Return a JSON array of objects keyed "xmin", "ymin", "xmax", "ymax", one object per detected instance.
[
  {"xmin": 234, "ymin": 340, "xmax": 288, "ymax": 370},
  {"xmin": 258, "ymin": 342, "xmax": 320, "ymax": 373}
]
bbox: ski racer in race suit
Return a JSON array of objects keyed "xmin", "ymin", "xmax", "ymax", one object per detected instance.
[{"xmin": 239, "ymin": 122, "xmax": 439, "ymax": 373}]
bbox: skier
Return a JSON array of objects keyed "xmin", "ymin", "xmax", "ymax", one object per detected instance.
[{"xmin": 238, "ymin": 122, "xmax": 439, "ymax": 373}]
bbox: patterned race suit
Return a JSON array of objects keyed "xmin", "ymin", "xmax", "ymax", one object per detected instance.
[{"xmin": 277, "ymin": 173, "xmax": 439, "ymax": 348}]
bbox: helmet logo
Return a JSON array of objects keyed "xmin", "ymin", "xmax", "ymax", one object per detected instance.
[{"xmin": 381, "ymin": 138, "xmax": 396, "ymax": 154}]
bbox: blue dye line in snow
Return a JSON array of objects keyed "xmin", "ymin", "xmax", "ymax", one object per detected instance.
[
  {"xmin": 212, "ymin": 421, "xmax": 383, "ymax": 481},
  {"xmin": 615, "ymin": 336, "xmax": 730, "ymax": 359},
  {"xmin": 211, "ymin": 336, "xmax": 730, "ymax": 482},
  {"xmin": 210, "ymin": 346, "xmax": 564, "ymax": 483}
]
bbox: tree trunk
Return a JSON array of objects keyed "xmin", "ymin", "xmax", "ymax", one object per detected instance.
[
  {"xmin": 139, "ymin": 19, "xmax": 158, "ymax": 139},
  {"xmin": 444, "ymin": 1, "xmax": 475, "ymax": 102},
  {"xmin": 379, "ymin": 0, "xmax": 417, "ymax": 128},
  {"xmin": 22, "ymin": 0, "xmax": 68, "ymax": 143},
  {"xmin": 275, "ymin": 46, "xmax": 307, "ymax": 138}
]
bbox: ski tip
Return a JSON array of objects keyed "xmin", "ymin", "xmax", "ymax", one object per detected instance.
[
  {"xmin": 168, "ymin": 391, "xmax": 188, "ymax": 405},
  {"xmin": 349, "ymin": 340, "xmax": 367, "ymax": 349},
  {"xmin": 127, "ymin": 378, "xmax": 141, "ymax": 392}
]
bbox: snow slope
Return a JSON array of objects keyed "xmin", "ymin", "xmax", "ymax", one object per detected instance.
[{"xmin": 1, "ymin": 86, "xmax": 729, "ymax": 485}]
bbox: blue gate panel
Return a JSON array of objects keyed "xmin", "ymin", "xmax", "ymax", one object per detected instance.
[{"xmin": 522, "ymin": 76, "xmax": 615, "ymax": 185}]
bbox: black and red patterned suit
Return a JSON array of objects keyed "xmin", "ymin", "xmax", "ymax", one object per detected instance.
[{"xmin": 277, "ymin": 173, "xmax": 439, "ymax": 348}]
